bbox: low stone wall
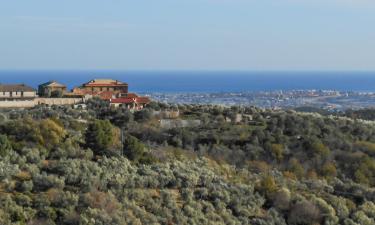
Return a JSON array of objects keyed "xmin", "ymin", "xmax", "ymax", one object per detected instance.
[
  {"xmin": 160, "ymin": 119, "xmax": 201, "ymax": 129},
  {"xmin": 0, "ymin": 100, "xmax": 36, "ymax": 108},
  {"xmin": 35, "ymin": 98, "xmax": 84, "ymax": 106},
  {"xmin": 0, "ymin": 98, "xmax": 85, "ymax": 108},
  {"xmin": 153, "ymin": 110, "xmax": 180, "ymax": 119}
]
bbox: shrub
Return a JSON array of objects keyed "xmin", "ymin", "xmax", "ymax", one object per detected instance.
[
  {"xmin": 352, "ymin": 211, "xmax": 374, "ymax": 225},
  {"xmin": 134, "ymin": 109, "xmax": 153, "ymax": 122},
  {"xmin": 288, "ymin": 158, "xmax": 304, "ymax": 178},
  {"xmin": 257, "ymin": 175, "xmax": 278, "ymax": 197},
  {"xmin": 270, "ymin": 144, "xmax": 284, "ymax": 162},
  {"xmin": 272, "ymin": 188, "xmax": 291, "ymax": 211},
  {"xmin": 288, "ymin": 200, "xmax": 321, "ymax": 225},
  {"xmin": 0, "ymin": 160, "xmax": 19, "ymax": 180},
  {"xmin": 79, "ymin": 191, "xmax": 120, "ymax": 215},
  {"xmin": 39, "ymin": 119, "xmax": 66, "ymax": 149},
  {"xmin": 321, "ymin": 162, "xmax": 337, "ymax": 179},
  {"xmin": 33, "ymin": 173, "xmax": 65, "ymax": 191},
  {"xmin": 123, "ymin": 134, "xmax": 155, "ymax": 164},
  {"xmin": 0, "ymin": 134, "xmax": 12, "ymax": 157}
]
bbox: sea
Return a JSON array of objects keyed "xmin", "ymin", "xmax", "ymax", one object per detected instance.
[{"xmin": 0, "ymin": 70, "xmax": 374, "ymax": 93}]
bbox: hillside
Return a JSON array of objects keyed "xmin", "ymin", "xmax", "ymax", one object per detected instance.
[{"xmin": 1, "ymin": 100, "xmax": 375, "ymax": 224}]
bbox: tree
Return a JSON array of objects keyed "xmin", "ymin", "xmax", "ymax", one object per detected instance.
[
  {"xmin": 271, "ymin": 144, "xmax": 284, "ymax": 162},
  {"xmin": 288, "ymin": 200, "xmax": 322, "ymax": 225},
  {"xmin": 85, "ymin": 120, "xmax": 120, "ymax": 155},
  {"xmin": 288, "ymin": 158, "xmax": 305, "ymax": 178},
  {"xmin": 39, "ymin": 119, "xmax": 66, "ymax": 149},
  {"xmin": 134, "ymin": 109, "xmax": 152, "ymax": 122},
  {"xmin": 123, "ymin": 135, "xmax": 145, "ymax": 161},
  {"xmin": 257, "ymin": 175, "xmax": 278, "ymax": 197},
  {"xmin": 321, "ymin": 162, "xmax": 337, "ymax": 179},
  {"xmin": 0, "ymin": 134, "xmax": 12, "ymax": 157},
  {"xmin": 147, "ymin": 102, "xmax": 161, "ymax": 111},
  {"xmin": 123, "ymin": 134, "xmax": 155, "ymax": 163},
  {"xmin": 112, "ymin": 110, "xmax": 134, "ymax": 127},
  {"xmin": 305, "ymin": 138, "xmax": 331, "ymax": 159}
]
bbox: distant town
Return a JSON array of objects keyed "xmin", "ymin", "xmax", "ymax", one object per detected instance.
[
  {"xmin": 147, "ymin": 90, "xmax": 375, "ymax": 111},
  {"xmin": 0, "ymin": 79, "xmax": 150, "ymax": 109}
]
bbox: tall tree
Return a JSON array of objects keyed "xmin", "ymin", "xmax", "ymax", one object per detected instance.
[{"xmin": 85, "ymin": 120, "xmax": 120, "ymax": 155}]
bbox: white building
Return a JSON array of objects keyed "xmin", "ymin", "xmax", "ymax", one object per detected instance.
[{"xmin": 0, "ymin": 84, "xmax": 37, "ymax": 101}]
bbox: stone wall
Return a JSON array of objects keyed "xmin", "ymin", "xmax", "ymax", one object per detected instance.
[
  {"xmin": 35, "ymin": 98, "xmax": 84, "ymax": 106},
  {"xmin": 0, "ymin": 100, "xmax": 36, "ymax": 108},
  {"xmin": 153, "ymin": 110, "xmax": 180, "ymax": 119},
  {"xmin": 160, "ymin": 119, "xmax": 201, "ymax": 129},
  {"xmin": 0, "ymin": 97, "xmax": 85, "ymax": 108}
]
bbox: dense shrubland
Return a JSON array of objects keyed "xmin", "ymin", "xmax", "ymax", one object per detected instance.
[{"xmin": 1, "ymin": 99, "xmax": 375, "ymax": 224}]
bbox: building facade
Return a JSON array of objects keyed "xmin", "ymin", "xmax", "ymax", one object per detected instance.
[
  {"xmin": 109, "ymin": 93, "xmax": 151, "ymax": 110},
  {"xmin": 38, "ymin": 81, "xmax": 67, "ymax": 97},
  {"xmin": 0, "ymin": 84, "xmax": 36, "ymax": 101},
  {"xmin": 73, "ymin": 79, "xmax": 128, "ymax": 96},
  {"xmin": 72, "ymin": 79, "xmax": 151, "ymax": 110}
]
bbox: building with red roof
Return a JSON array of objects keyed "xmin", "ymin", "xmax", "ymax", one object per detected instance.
[
  {"xmin": 72, "ymin": 78, "xmax": 151, "ymax": 110},
  {"xmin": 109, "ymin": 93, "xmax": 151, "ymax": 110},
  {"xmin": 73, "ymin": 79, "xmax": 128, "ymax": 96}
]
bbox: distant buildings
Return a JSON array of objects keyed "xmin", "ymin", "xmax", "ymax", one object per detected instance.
[
  {"xmin": 110, "ymin": 93, "xmax": 151, "ymax": 110},
  {"xmin": 72, "ymin": 78, "xmax": 150, "ymax": 110},
  {"xmin": 0, "ymin": 84, "xmax": 37, "ymax": 100},
  {"xmin": 72, "ymin": 79, "xmax": 129, "ymax": 96},
  {"xmin": 38, "ymin": 81, "xmax": 67, "ymax": 97},
  {"xmin": 0, "ymin": 78, "xmax": 150, "ymax": 109},
  {"xmin": 0, "ymin": 84, "xmax": 37, "ymax": 107}
]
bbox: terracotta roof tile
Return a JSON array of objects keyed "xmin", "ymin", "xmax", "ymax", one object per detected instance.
[
  {"xmin": 135, "ymin": 97, "xmax": 151, "ymax": 104},
  {"xmin": 110, "ymin": 98, "xmax": 135, "ymax": 104},
  {"xmin": 110, "ymin": 97, "xmax": 151, "ymax": 104}
]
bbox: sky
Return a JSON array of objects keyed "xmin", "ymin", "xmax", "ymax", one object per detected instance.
[{"xmin": 0, "ymin": 0, "xmax": 374, "ymax": 71}]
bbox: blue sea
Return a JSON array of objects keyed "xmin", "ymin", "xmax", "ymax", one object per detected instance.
[{"xmin": 0, "ymin": 70, "xmax": 374, "ymax": 93}]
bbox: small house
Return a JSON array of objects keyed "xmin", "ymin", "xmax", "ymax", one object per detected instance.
[
  {"xmin": 109, "ymin": 93, "xmax": 151, "ymax": 110},
  {"xmin": 38, "ymin": 81, "xmax": 67, "ymax": 97}
]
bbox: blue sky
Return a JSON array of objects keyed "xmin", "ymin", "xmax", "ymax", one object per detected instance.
[{"xmin": 0, "ymin": 0, "xmax": 374, "ymax": 70}]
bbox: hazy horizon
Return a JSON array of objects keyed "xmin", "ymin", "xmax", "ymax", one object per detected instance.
[{"xmin": 0, "ymin": 70, "xmax": 374, "ymax": 93}]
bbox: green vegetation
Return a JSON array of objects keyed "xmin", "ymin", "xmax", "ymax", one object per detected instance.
[
  {"xmin": 85, "ymin": 119, "xmax": 121, "ymax": 155},
  {"xmin": 0, "ymin": 134, "xmax": 12, "ymax": 157},
  {"xmin": 1, "ymin": 101, "xmax": 375, "ymax": 224}
]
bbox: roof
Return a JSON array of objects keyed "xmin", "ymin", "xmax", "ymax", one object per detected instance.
[
  {"xmin": 39, "ymin": 81, "xmax": 66, "ymax": 88},
  {"xmin": 83, "ymin": 79, "xmax": 128, "ymax": 87},
  {"xmin": 110, "ymin": 96, "xmax": 151, "ymax": 104},
  {"xmin": 0, "ymin": 84, "xmax": 35, "ymax": 92},
  {"xmin": 120, "ymin": 93, "xmax": 139, "ymax": 98},
  {"xmin": 136, "ymin": 97, "xmax": 151, "ymax": 104},
  {"xmin": 110, "ymin": 98, "xmax": 135, "ymax": 104},
  {"xmin": 99, "ymin": 91, "xmax": 116, "ymax": 100}
]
